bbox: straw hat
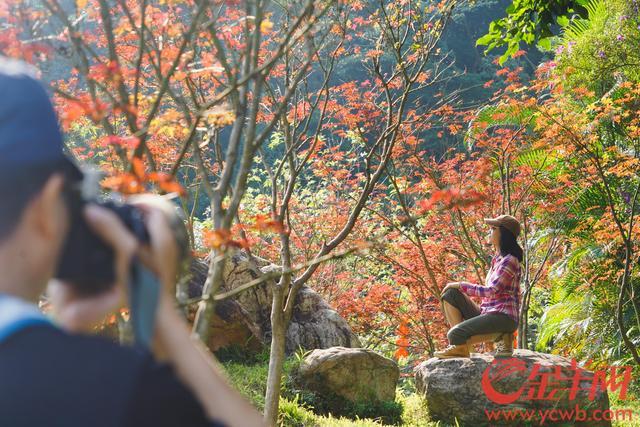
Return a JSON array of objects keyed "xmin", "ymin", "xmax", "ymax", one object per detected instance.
[{"xmin": 484, "ymin": 214, "xmax": 521, "ymax": 239}]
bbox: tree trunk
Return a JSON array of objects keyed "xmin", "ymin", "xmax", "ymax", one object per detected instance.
[
  {"xmin": 263, "ymin": 287, "xmax": 286, "ymax": 426},
  {"xmin": 518, "ymin": 283, "xmax": 533, "ymax": 350},
  {"xmin": 192, "ymin": 250, "xmax": 227, "ymax": 342}
]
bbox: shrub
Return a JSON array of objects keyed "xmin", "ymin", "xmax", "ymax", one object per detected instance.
[
  {"xmin": 278, "ymin": 395, "xmax": 317, "ymax": 427},
  {"xmin": 221, "ymin": 346, "xmax": 296, "ymax": 411},
  {"xmin": 215, "ymin": 344, "xmax": 271, "ymax": 364}
]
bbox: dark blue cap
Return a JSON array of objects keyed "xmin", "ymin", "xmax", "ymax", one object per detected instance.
[{"xmin": 0, "ymin": 57, "xmax": 82, "ymax": 180}]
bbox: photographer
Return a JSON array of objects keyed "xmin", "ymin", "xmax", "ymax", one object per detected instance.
[{"xmin": 0, "ymin": 57, "xmax": 264, "ymax": 426}]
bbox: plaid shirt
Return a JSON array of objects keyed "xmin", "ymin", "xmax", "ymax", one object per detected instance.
[{"xmin": 459, "ymin": 253, "xmax": 521, "ymax": 323}]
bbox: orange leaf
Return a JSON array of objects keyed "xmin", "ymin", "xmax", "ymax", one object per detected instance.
[
  {"xmin": 394, "ymin": 347, "xmax": 409, "ymax": 359},
  {"xmin": 204, "ymin": 228, "xmax": 231, "ymax": 249},
  {"xmin": 131, "ymin": 157, "xmax": 146, "ymax": 179},
  {"xmin": 159, "ymin": 180, "xmax": 185, "ymax": 196}
]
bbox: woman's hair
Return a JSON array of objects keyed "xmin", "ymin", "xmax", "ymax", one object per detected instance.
[{"xmin": 498, "ymin": 225, "xmax": 524, "ymax": 263}]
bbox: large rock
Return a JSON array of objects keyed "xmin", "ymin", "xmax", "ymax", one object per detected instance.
[
  {"xmin": 298, "ymin": 346, "xmax": 399, "ymax": 403},
  {"xmin": 415, "ymin": 349, "xmax": 611, "ymax": 426},
  {"xmin": 187, "ymin": 253, "xmax": 360, "ymax": 354},
  {"xmin": 203, "ymin": 299, "xmax": 263, "ymax": 353}
]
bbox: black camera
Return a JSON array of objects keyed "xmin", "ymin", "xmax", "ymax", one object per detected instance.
[{"xmin": 55, "ymin": 168, "xmax": 189, "ymax": 296}]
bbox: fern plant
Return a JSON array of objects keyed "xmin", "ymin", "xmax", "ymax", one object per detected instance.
[{"xmin": 560, "ymin": 0, "xmax": 607, "ymax": 44}]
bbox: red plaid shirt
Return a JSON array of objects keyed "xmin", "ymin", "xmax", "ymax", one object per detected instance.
[{"xmin": 459, "ymin": 253, "xmax": 521, "ymax": 323}]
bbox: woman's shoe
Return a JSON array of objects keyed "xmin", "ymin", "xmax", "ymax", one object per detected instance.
[
  {"xmin": 489, "ymin": 332, "xmax": 514, "ymax": 357},
  {"xmin": 483, "ymin": 341, "xmax": 495, "ymax": 353},
  {"xmin": 434, "ymin": 344, "xmax": 471, "ymax": 359}
]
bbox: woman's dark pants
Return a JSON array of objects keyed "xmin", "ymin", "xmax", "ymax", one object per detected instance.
[{"xmin": 441, "ymin": 288, "xmax": 517, "ymax": 345}]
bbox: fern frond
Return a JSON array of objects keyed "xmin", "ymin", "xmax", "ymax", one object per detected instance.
[
  {"xmin": 561, "ymin": 0, "xmax": 606, "ymax": 43},
  {"xmin": 465, "ymin": 103, "xmax": 537, "ymax": 150}
]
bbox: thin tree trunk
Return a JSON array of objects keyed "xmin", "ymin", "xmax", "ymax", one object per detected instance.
[
  {"xmin": 193, "ymin": 250, "xmax": 227, "ymax": 342},
  {"xmin": 263, "ymin": 288, "xmax": 287, "ymax": 426}
]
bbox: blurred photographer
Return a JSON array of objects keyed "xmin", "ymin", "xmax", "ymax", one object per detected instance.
[{"xmin": 0, "ymin": 57, "xmax": 264, "ymax": 427}]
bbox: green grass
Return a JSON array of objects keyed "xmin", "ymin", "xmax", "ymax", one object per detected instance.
[
  {"xmin": 610, "ymin": 389, "xmax": 640, "ymax": 426},
  {"xmin": 275, "ymin": 392, "xmax": 450, "ymax": 426},
  {"xmin": 219, "ymin": 347, "xmax": 300, "ymax": 412},
  {"xmin": 223, "ymin": 357, "xmax": 271, "ymax": 410},
  {"xmin": 221, "ymin": 351, "xmax": 448, "ymax": 426}
]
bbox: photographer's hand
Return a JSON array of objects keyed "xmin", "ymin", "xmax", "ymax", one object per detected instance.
[
  {"xmin": 131, "ymin": 200, "xmax": 265, "ymax": 427},
  {"xmin": 47, "ymin": 204, "xmax": 138, "ymax": 333}
]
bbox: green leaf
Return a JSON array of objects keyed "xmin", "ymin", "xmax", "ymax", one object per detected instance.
[
  {"xmin": 268, "ymin": 131, "xmax": 283, "ymax": 150},
  {"xmin": 476, "ymin": 33, "xmax": 494, "ymax": 47},
  {"xmin": 504, "ymin": 41, "xmax": 520, "ymax": 58},
  {"xmin": 537, "ymin": 37, "xmax": 552, "ymax": 51},
  {"xmin": 557, "ymin": 15, "xmax": 570, "ymax": 27}
]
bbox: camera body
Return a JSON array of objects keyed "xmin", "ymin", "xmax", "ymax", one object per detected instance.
[
  {"xmin": 55, "ymin": 168, "xmax": 152, "ymax": 295},
  {"xmin": 55, "ymin": 168, "xmax": 190, "ymax": 297}
]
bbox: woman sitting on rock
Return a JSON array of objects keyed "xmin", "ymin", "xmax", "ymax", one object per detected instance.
[{"xmin": 434, "ymin": 214, "xmax": 523, "ymax": 359}]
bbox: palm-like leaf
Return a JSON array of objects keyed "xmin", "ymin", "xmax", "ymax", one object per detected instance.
[
  {"xmin": 536, "ymin": 290, "xmax": 593, "ymax": 352},
  {"xmin": 464, "ymin": 103, "xmax": 537, "ymax": 151},
  {"xmin": 513, "ymin": 147, "xmax": 554, "ymax": 170},
  {"xmin": 566, "ymin": 184, "xmax": 608, "ymax": 218},
  {"xmin": 561, "ymin": 0, "xmax": 607, "ymax": 43}
]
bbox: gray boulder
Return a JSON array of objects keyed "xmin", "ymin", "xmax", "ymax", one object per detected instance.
[
  {"xmin": 415, "ymin": 349, "xmax": 611, "ymax": 426},
  {"xmin": 298, "ymin": 346, "xmax": 399, "ymax": 403},
  {"xmin": 187, "ymin": 252, "xmax": 360, "ymax": 354}
]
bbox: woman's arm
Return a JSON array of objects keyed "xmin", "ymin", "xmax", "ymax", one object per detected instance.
[{"xmin": 459, "ymin": 256, "xmax": 517, "ymax": 298}]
